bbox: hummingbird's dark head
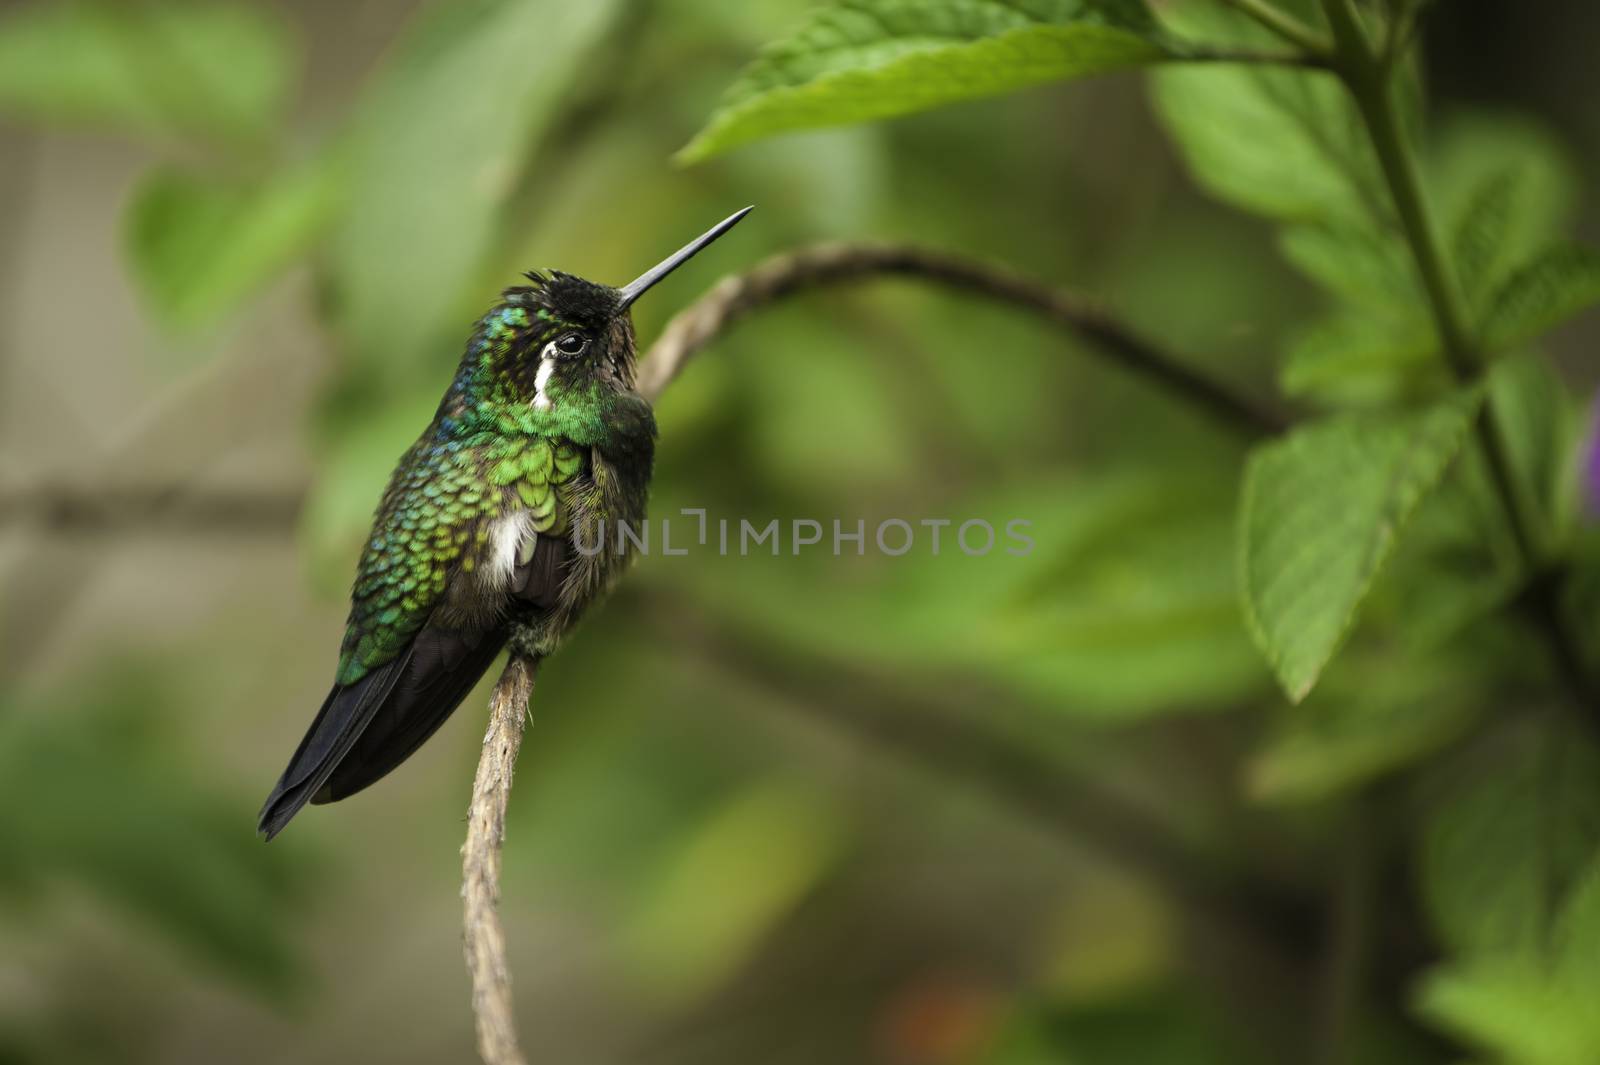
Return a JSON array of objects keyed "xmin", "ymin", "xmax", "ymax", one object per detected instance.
[
  {"xmin": 500, "ymin": 207, "xmax": 753, "ymax": 398},
  {"xmin": 503, "ymin": 270, "xmax": 635, "ymax": 392}
]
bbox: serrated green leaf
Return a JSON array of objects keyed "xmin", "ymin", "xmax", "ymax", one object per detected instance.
[
  {"xmin": 1239, "ymin": 391, "xmax": 1483, "ymax": 701},
  {"xmin": 1481, "ymin": 245, "xmax": 1600, "ymax": 351},
  {"xmin": 1279, "ymin": 219, "xmax": 1418, "ymax": 308},
  {"xmin": 124, "ymin": 156, "xmax": 341, "ymax": 331},
  {"xmin": 1151, "ymin": 7, "xmax": 1379, "ymax": 223},
  {"xmin": 679, "ymin": 0, "xmax": 1168, "ymax": 163},
  {"xmin": 1279, "ymin": 310, "xmax": 1440, "ymax": 403},
  {"xmin": 1435, "ymin": 114, "xmax": 1578, "ymax": 298},
  {"xmin": 1452, "ymin": 168, "xmax": 1519, "ymax": 307},
  {"xmin": 327, "ymin": 0, "xmax": 622, "ymax": 374},
  {"xmin": 0, "ymin": 2, "xmax": 293, "ymax": 144}
]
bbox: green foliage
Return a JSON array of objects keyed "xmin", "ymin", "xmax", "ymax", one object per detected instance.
[
  {"xmin": 1481, "ymin": 354, "xmax": 1583, "ymax": 551},
  {"xmin": 679, "ymin": 0, "xmax": 1169, "ymax": 162},
  {"xmin": 1418, "ymin": 959, "xmax": 1600, "ymax": 1065},
  {"xmin": 1246, "ymin": 655, "xmax": 1484, "ymax": 804},
  {"xmin": 1151, "ymin": 9, "xmax": 1382, "ymax": 223},
  {"xmin": 986, "ymin": 473, "xmax": 1266, "ymax": 715},
  {"xmin": 0, "ymin": 671, "xmax": 307, "ymax": 995},
  {"xmin": 1239, "ymin": 391, "xmax": 1483, "ymax": 701},
  {"xmin": 1279, "ymin": 309, "xmax": 1439, "ymax": 402},
  {"xmin": 986, "ymin": 990, "xmax": 1268, "ymax": 1065},
  {"xmin": 326, "ymin": 0, "xmax": 623, "ymax": 377},
  {"xmin": 1416, "ymin": 725, "xmax": 1600, "ymax": 1064},
  {"xmin": 1279, "ymin": 220, "xmax": 1420, "ymax": 309},
  {"xmin": 7, "ymin": 0, "xmax": 1600, "ymax": 1060},
  {"xmin": 1419, "ymin": 724, "xmax": 1600, "ymax": 960},
  {"xmin": 1435, "ymin": 116, "xmax": 1579, "ymax": 307},
  {"xmin": 1480, "ymin": 245, "xmax": 1600, "ymax": 351},
  {"xmin": 618, "ymin": 781, "xmax": 845, "ymax": 1005},
  {"xmin": 0, "ymin": 1, "xmax": 293, "ymax": 144},
  {"xmin": 124, "ymin": 158, "xmax": 341, "ymax": 330}
]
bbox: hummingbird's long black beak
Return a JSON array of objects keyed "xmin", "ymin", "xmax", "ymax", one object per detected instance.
[{"xmin": 616, "ymin": 206, "xmax": 753, "ymax": 311}]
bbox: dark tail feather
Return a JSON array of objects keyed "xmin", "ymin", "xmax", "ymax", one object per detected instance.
[
  {"xmin": 257, "ymin": 652, "xmax": 412, "ymax": 840},
  {"xmin": 313, "ymin": 628, "xmax": 507, "ymax": 805}
]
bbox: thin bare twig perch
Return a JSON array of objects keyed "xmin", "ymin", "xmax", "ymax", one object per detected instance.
[
  {"xmin": 462, "ymin": 654, "xmax": 537, "ymax": 1065},
  {"xmin": 455, "ymin": 240, "xmax": 1290, "ymax": 1063}
]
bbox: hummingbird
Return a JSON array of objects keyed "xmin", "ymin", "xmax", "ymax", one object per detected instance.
[{"xmin": 258, "ymin": 207, "xmax": 752, "ymax": 840}]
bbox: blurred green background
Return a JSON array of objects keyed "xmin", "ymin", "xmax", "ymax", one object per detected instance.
[{"xmin": 1, "ymin": 1, "xmax": 1598, "ymax": 1063}]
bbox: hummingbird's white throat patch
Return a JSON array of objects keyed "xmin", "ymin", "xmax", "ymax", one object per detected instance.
[{"xmin": 532, "ymin": 353, "xmax": 556, "ymax": 411}]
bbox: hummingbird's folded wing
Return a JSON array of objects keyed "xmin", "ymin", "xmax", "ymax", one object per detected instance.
[
  {"xmin": 259, "ymin": 444, "xmax": 495, "ymax": 838},
  {"xmin": 307, "ymin": 624, "xmax": 508, "ymax": 809}
]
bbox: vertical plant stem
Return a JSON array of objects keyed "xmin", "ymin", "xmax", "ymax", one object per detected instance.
[
  {"xmin": 1314, "ymin": 805, "xmax": 1375, "ymax": 1065},
  {"xmin": 1320, "ymin": 0, "xmax": 1596, "ymax": 716}
]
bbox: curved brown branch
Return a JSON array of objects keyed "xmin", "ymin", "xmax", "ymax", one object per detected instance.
[
  {"xmin": 461, "ymin": 654, "xmax": 536, "ymax": 1065},
  {"xmin": 637, "ymin": 241, "xmax": 1288, "ymax": 437}
]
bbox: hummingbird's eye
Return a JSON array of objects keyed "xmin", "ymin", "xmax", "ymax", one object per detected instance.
[{"xmin": 553, "ymin": 331, "xmax": 589, "ymax": 357}]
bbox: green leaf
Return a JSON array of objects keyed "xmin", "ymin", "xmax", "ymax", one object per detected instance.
[
  {"xmin": 327, "ymin": 0, "xmax": 623, "ymax": 374},
  {"xmin": 1481, "ymin": 245, "xmax": 1600, "ymax": 351},
  {"xmin": 985, "ymin": 475, "xmax": 1267, "ymax": 716},
  {"xmin": 124, "ymin": 157, "xmax": 341, "ymax": 330},
  {"xmin": 1452, "ymin": 168, "xmax": 1520, "ymax": 308},
  {"xmin": 1279, "ymin": 219, "xmax": 1418, "ymax": 309},
  {"xmin": 679, "ymin": 0, "xmax": 1168, "ymax": 163},
  {"xmin": 0, "ymin": 2, "xmax": 293, "ymax": 144},
  {"xmin": 1419, "ymin": 724, "xmax": 1600, "ymax": 961},
  {"xmin": 1417, "ymin": 960, "xmax": 1600, "ymax": 1065},
  {"xmin": 1246, "ymin": 657, "xmax": 1482, "ymax": 804},
  {"xmin": 1151, "ymin": 7, "xmax": 1380, "ymax": 223},
  {"xmin": 1239, "ymin": 391, "xmax": 1483, "ymax": 701},
  {"xmin": 1435, "ymin": 114, "xmax": 1578, "ymax": 307},
  {"xmin": 1279, "ymin": 310, "xmax": 1440, "ymax": 403},
  {"xmin": 1416, "ymin": 729, "xmax": 1600, "ymax": 1064}
]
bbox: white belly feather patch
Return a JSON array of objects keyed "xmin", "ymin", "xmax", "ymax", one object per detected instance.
[{"xmin": 484, "ymin": 510, "xmax": 534, "ymax": 590}]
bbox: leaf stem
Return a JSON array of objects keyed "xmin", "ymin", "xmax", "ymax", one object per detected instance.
[
  {"xmin": 1319, "ymin": 0, "xmax": 1597, "ymax": 716},
  {"xmin": 1221, "ymin": 0, "xmax": 1333, "ymax": 55},
  {"xmin": 1176, "ymin": 44, "xmax": 1332, "ymax": 69}
]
